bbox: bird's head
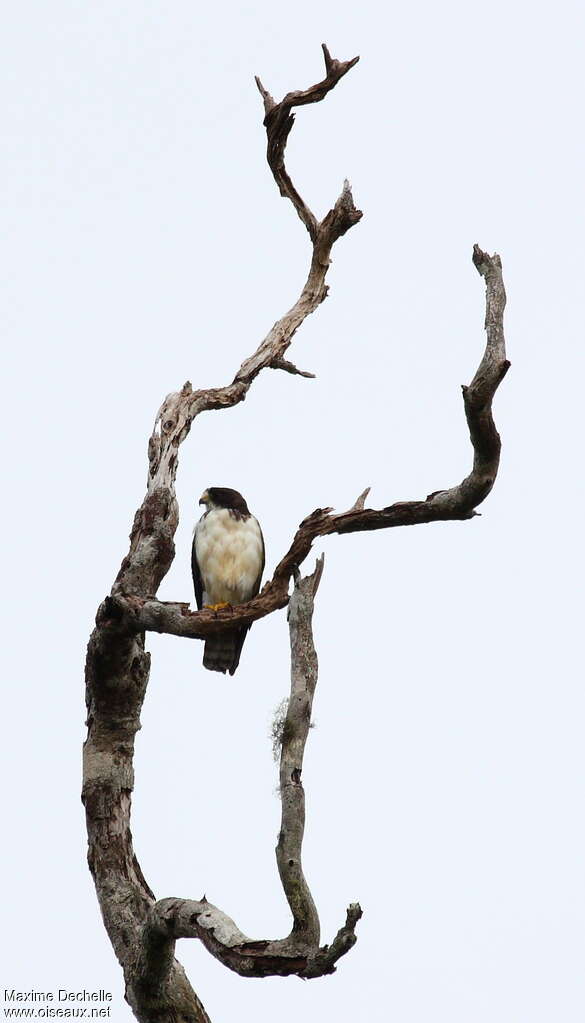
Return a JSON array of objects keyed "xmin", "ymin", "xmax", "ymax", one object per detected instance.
[{"xmin": 199, "ymin": 487, "xmax": 250, "ymax": 515}]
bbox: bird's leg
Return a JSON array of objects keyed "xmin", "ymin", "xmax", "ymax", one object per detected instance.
[{"xmin": 203, "ymin": 602, "xmax": 232, "ymax": 612}]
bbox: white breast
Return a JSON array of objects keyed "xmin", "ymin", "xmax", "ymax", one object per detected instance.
[{"xmin": 195, "ymin": 508, "xmax": 264, "ymax": 605}]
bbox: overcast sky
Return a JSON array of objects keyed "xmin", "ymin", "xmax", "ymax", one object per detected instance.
[{"xmin": 3, "ymin": 1, "xmax": 584, "ymax": 1021}]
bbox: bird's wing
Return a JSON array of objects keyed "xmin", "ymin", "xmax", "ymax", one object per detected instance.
[
  {"xmin": 191, "ymin": 527, "xmax": 204, "ymax": 610},
  {"xmin": 250, "ymin": 519, "xmax": 266, "ymax": 597}
]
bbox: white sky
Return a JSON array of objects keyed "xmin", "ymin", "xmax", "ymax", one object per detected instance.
[{"xmin": 3, "ymin": 1, "xmax": 584, "ymax": 1021}]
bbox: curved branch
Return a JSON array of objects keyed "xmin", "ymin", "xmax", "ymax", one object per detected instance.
[
  {"xmin": 105, "ymin": 246, "xmax": 509, "ymax": 645},
  {"xmin": 256, "ymin": 43, "xmax": 360, "ymax": 239},
  {"xmin": 132, "ymin": 561, "xmax": 361, "ymax": 985},
  {"xmin": 114, "ymin": 45, "xmax": 361, "ymax": 601},
  {"xmin": 138, "ymin": 894, "xmax": 361, "ymax": 980}
]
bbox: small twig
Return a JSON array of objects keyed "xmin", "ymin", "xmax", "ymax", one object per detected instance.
[
  {"xmin": 350, "ymin": 487, "xmax": 371, "ymax": 512},
  {"xmin": 301, "ymin": 903, "xmax": 363, "ymax": 978},
  {"xmin": 322, "ymin": 43, "xmax": 335, "ymax": 75},
  {"xmin": 254, "ymin": 75, "xmax": 276, "ymax": 116},
  {"xmin": 270, "ymin": 357, "xmax": 316, "ymax": 379}
]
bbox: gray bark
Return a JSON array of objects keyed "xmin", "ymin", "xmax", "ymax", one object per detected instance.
[{"xmin": 276, "ymin": 558, "xmax": 324, "ymax": 948}]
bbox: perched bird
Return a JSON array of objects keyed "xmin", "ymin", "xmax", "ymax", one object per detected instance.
[{"xmin": 192, "ymin": 487, "xmax": 265, "ymax": 675}]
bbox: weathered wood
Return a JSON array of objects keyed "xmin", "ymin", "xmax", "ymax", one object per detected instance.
[
  {"xmin": 276, "ymin": 558, "xmax": 324, "ymax": 947},
  {"xmin": 83, "ymin": 42, "xmax": 509, "ymax": 1023},
  {"xmin": 130, "ymin": 562, "xmax": 360, "ymax": 983},
  {"xmin": 84, "ymin": 46, "xmax": 363, "ymax": 1023},
  {"xmin": 105, "ymin": 246, "xmax": 509, "ymax": 647}
]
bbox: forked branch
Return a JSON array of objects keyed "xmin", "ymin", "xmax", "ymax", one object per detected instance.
[
  {"xmin": 134, "ymin": 560, "xmax": 361, "ymax": 987},
  {"xmin": 100, "ymin": 245, "xmax": 509, "ymax": 645},
  {"xmin": 116, "ymin": 45, "xmax": 362, "ymax": 604},
  {"xmin": 84, "ymin": 47, "xmax": 364, "ymax": 1023},
  {"xmin": 255, "ymin": 43, "xmax": 360, "ymax": 240}
]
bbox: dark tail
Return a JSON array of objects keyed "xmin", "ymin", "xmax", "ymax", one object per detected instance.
[{"xmin": 203, "ymin": 627, "xmax": 250, "ymax": 676}]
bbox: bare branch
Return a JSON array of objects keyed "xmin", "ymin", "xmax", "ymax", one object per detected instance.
[
  {"xmin": 138, "ymin": 893, "xmax": 360, "ymax": 980},
  {"xmin": 254, "ymin": 75, "xmax": 276, "ymax": 116},
  {"xmin": 113, "ymin": 45, "xmax": 361, "ymax": 603},
  {"xmin": 301, "ymin": 903, "xmax": 364, "ymax": 979},
  {"xmin": 132, "ymin": 560, "xmax": 361, "ymax": 985},
  {"xmin": 84, "ymin": 50, "xmax": 363, "ymax": 1021},
  {"xmin": 110, "ymin": 246, "xmax": 508, "ymax": 646},
  {"xmin": 277, "ymin": 556, "xmax": 324, "ymax": 945},
  {"xmin": 270, "ymin": 357, "xmax": 316, "ymax": 379},
  {"xmin": 350, "ymin": 487, "xmax": 371, "ymax": 512},
  {"xmin": 258, "ymin": 45, "xmax": 361, "ymax": 239}
]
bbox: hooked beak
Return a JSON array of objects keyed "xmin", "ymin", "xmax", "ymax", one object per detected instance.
[{"xmin": 199, "ymin": 489, "xmax": 209, "ymax": 506}]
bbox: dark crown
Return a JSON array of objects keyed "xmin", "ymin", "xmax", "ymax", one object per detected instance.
[{"xmin": 207, "ymin": 487, "xmax": 250, "ymax": 514}]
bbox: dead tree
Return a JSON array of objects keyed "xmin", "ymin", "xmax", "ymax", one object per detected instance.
[{"xmin": 83, "ymin": 46, "xmax": 509, "ymax": 1023}]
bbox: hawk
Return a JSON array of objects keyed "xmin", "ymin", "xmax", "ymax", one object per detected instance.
[{"xmin": 192, "ymin": 487, "xmax": 265, "ymax": 675}]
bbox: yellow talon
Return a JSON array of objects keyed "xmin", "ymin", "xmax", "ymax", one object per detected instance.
[{"xmin": 204, "ymin": 602, "xmax": 231, "ymax": 612}]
